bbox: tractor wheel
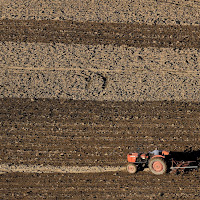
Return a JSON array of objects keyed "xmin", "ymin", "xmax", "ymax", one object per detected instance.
[
  {"xmin": 127, "ymin": 163, "xmax": 137, "ymax": 174},
  {"xmin": 148, "ymin": 158, "xmax": 167, "ymax": 175}
]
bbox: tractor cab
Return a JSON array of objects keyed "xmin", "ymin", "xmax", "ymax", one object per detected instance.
[{"xmin": 149, "ymin": 150, "xmax": 170, "ymax": 156}]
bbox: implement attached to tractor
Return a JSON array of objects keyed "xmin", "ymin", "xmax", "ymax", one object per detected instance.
[{"xmin": 127, "ymin": 150, "xmax": 198, "ymax": 175}]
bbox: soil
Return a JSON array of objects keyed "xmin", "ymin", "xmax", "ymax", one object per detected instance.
[
  {"xmin": 1, "ymin": 172, "xmax": 200, "ymax": 199},
  {"xmin": 1, "ymin": 19, "xmax": 200, "ymax": 48},
  {"xmin": 2, "ymin": 0, "xmax": 200, "ymax": 25},
  {"xmin": 0, "ymin": 98, "xmax": 200, "ymax": 199},
  {"xmin": 1, "ymin": 19, "xmax": 200, "ymax": 101},
  {"xmin": 1, "ymin": 0, "xmax": 200, "ymax": 199},
  {"xmin": 1, "ymin": 42, "xmax": 200, "ymax": 101}
]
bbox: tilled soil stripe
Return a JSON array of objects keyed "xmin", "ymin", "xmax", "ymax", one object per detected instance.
[
  {"xmin": 1, "ymin": 19, "xmax": 200, "ymax": 48},
  {"xmin": 0, "ymin": 164, "xmax": 126, "ymax": 174}
]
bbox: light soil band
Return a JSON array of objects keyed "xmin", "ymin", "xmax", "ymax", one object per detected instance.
[
  {"xmin": 2, "ymin": 0, "xmax": 200, "ymax": 25},
  {"xmin": 0, "ymin": 164, "xmax": 126, "ymax": 174},
  {"xmin": 1, "ymin": 42, "xmax": 200, "ymax": 101},
  {"xmin": 1, "ymin": 19, "xmax": 200, "ymax": 48}
]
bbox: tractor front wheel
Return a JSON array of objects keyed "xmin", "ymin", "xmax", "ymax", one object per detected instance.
[
  {"xmin": 148, "ymin": 158, "xmax": 167, "ymax": 175},
  {"xmin": 127, "ymin": 163, "xmax": 137, "ymax": 174}
]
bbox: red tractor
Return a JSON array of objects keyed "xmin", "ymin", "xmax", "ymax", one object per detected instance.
[{"xmin": 127, "ymin": 150, "xmax": 198, "ymax": 175}]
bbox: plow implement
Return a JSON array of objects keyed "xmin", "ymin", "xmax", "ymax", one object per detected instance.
[{"xmin": 170, "ymin": 159, "xmax": 198, "ymax": 174}]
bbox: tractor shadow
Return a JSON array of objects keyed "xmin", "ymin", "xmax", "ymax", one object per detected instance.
[{"xmin": 170, "ymin": 148, "xmax": 200, "ymax": 166}]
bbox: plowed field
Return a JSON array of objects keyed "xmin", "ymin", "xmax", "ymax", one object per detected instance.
[
  {"xmin": 1, "ymin": 171, "xmax": 200, "ymax": 199},
  {"xmin": 0, "ymin": 98, "xmax": 200, "ymax": 199}
]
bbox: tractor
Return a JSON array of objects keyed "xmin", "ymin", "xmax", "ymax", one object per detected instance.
[{"xmin": 127, "ymin": 150, "xmax": 198, "ymax": 175}]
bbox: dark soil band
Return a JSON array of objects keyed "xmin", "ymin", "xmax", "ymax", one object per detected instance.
[
  {"xmin": 1, "ymin": 98, "xmax": 199, "ymax": 166},
  {"xmin": 1, "ymin": 19, "xmax": 200, "ymax": 48}
]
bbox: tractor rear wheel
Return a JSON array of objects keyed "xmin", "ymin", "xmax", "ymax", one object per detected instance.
[
  {"xmin": 148, "ymin": 158, "xmax": 167, "ymax": 175},
  {"xmin": 127, "ymin": 163, "xmax": 137, "ymax": 174}
]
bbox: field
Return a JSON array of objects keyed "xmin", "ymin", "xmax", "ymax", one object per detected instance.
[
  {"xmin": 0, "ymin": 98, "xmax": 200, "ymax": 199},
  {"xmin": 1, "ymin": 171, "xmax": 200, "ymax": 199},
  {"xmin": 1, "ymin": 0, "xmax": 200, "ymax": 199}
]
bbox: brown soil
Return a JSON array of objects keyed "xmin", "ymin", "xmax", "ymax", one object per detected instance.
[
  {"xmin": 1, "ymin": 99, "xmax": 200, "ymax": 199},
  {"xmin": 1, "ymin": 171, "xmax": 200, "ymax": 199},
  {"xmin": 1, "ymin": 19, "xmax": 200, "ymax": 48},
  {"xmin": 1, "ymin": 98, "xmax": 200, "ymax": 166},
  {"xmin": 1, "ymin": 1, "xmax": 200, "ymax": 199},
  {"xmin": 1, "ymin": 42, "xmax": 200, "ymax": 101},
  {"xmin": 2, "ymin": 0, "xmax": 200, "ymax": 25}
]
